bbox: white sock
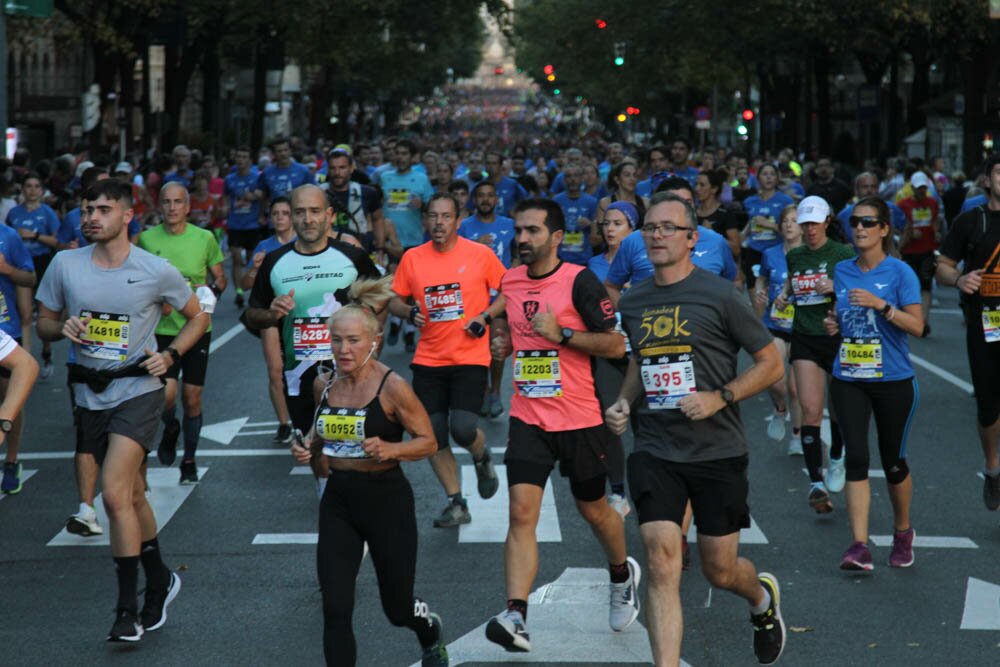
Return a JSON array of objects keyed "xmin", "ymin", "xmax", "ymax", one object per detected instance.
[{"xmin": 750, "ymin": 588, "xmax": 771, "ymax": 615}]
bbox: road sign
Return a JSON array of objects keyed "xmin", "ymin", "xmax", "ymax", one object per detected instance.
[
  {"xmin": 695, "ymin": 119, "xmax": 711, "ymax": 130},
  {"xmin": 693, "ymin": 105, "xmax": 711, "ymax": 121}
]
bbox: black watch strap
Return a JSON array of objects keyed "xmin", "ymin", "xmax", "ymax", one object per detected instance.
[
  {"xmin": 482, "ymin": 312, "xmax": 492, "ymax": 325},
  {"xmin": 165, "ymin": 346, "xmax": 181, "ymax": 363},
  {"xmin": 408, "ymin": 305, "xmax": 420, "ymax": 324}
]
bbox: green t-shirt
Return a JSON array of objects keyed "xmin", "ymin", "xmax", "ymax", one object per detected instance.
[
  {"xmin": 785, "ymin": 239, "xmax": 854, "ymax": 336},
  {"xmin": 138, "ymin": 223, "xmax": 224, "ymax": 335}
]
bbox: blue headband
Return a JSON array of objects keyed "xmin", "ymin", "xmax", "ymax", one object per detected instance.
[{"xmin": 606, "ymin": 201, "xmax": 639, "ymax": 229}]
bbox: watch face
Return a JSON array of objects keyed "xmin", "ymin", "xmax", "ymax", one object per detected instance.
[{"xmin": 562, "ymin": 328, "xmax": 573, "ymax": 338}]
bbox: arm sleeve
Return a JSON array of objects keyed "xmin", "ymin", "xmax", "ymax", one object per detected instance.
[
  {"xmin": 571, "ymin": 269, "xmax": 618, "ymax": 332},
  {"xmin": 248, "ymin": 251, "xmax": 279, "ymax": 308}
]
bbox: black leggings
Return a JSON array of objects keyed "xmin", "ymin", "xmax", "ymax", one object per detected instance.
[
  {"xmin": 317, "ymin": 467, "xmax": 436, "ymax": 666},
  {"xmin": 829, "ymin": 378, "xmax": 918, "ymax": 485}
]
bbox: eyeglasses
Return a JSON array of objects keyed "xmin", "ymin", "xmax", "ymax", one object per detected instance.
[
  {"xmin": 641, "ymin": 222, "xmax": 696, "ymax": 236},
  {"xmin": 848, "ymin": 215, "xmax": 884, "ymax": 229}
]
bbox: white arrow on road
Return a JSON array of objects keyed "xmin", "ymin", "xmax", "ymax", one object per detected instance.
[
  {"xmin": 960, "ymin": 577, "xmax": 1000, "ymax": 630},
  {"xmin": 409, "ymin": 567, "xmax": 685, "ymax": 666},
  {"xmin": 200, "ymin": 418, "xmax": 283, "ymax": 445}
]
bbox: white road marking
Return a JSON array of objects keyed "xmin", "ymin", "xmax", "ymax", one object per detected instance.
[
  {"xmin": 246, "ymin": 421, "xmax": 281, "ymax": 427},
  {"xmin": 410, "ymin": 567, "xmax": 672, "ymax": 667},
  {"xmin": 909, "ymin": 352, "xmax": 974, "ymax": 394},
  {"xmin": 687, "ymin": 515, "xmax": 768, "ymax": 544},
  {"xmin": 200, "ymin": 417, "xmax": 249, "ymax": 445},
  {"xmin": 48, "ymin": 468, "xmax": 206, "ymax": 547},
  {"xmin": 869, "ymin": 535, "xmax": 977, "ymax": 549},
  {"xmin": 459, "ymin": 465, "xmax": 561, "ymax": 543},
  {"xmin": 802, "ymin": 468, "xmax": 886, "ymax": 479},
  {"xmin": 0, "ymin": 469, "xmax": 37, "ymax": 501},
  {"xmin": 960, "ymin": 577, "xmax": 1000, "ymax": 630},
  {"xmin": 208, "ymin": 323, "xmax": 246, "ymax": 353},
  {"xmin": 452, "ymin": 446, "xmax": 507, "ymax": 456},
  {"xmin": 236, "ymin": 430, "xmax": 277, "ymax": 437},
  {"xmin": 290, "ymin": 467, "xmax": 312, "ymax": 475},
  {"xmin": 252, "ymin": 533, "xmax": 317, "ymax": 545}
]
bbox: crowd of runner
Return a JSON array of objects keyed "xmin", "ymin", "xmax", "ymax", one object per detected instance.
[{"xmin": 0, "ymin": 132, "xmax": 998, "ymax": 667}]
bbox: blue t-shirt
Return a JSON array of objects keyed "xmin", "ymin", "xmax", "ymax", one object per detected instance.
[
  {"xmin": 379, "ymin": 168, "xmax": 435, "ymax": 249},
  {"xmin": 607, "ymin": 227, "xmax": 736, "ymax": 288},
  {"xmin": 163, "ymin": 169, "xmax": 195, "ymax": 188},
  {"xmin": 832, "ymin": 256, "xmax": 921, "ymax": 382},
  {"xmin": 960, "ymin": 194, "xmax": 988, "ymax": 215},
  {"xmin": 759, "ymin": 244, "xmax": 792, "ymax": 332},
  {"xmin": 691, "ymin": 226, "xmax": 737, "ymax": 280},
  {"xmin": 225, "ymin": 169, "xmax": 262, "ymax": 231},
  {"xmin": 587, "ymin": 251, "xmax": 612, "ymax": 284},
  {"xmin": 0, "ymin": 225, "xmax": 34, "ymax": 338},
  {"xmin": 491, "ymin": 177, "xmax": 528, "ymax": 217},
  {"xmin": 251, "ymin": 234, "xmax": 293, "ymax": 258},
  {"xmin": 636, "ymin": 166, "xmax": 700, "ymax": 197},
  {"xmin": 58, "ymin": 208, "xmax": 140, "ymax": 247},
  {"xmin": 458, "ymin": 214, "xmax": 516, "ymax": 268},
  {"xmin": 837, "ymin": 201, "xmax": 907, "ymax": 243},
  {"xmin": 553, "ymin": 192, "xmax": 598, "ymax": 265},
  {"xmin": 743, "ymin": 192, "xmax": 795, "ymax": 252},
  {"xmin": 6, "ymin": 203, "xmax": 60, "ymax": 256},
  {"xmin": 257, "ymin": 162, "xmax": 314, "ymax": 199}
]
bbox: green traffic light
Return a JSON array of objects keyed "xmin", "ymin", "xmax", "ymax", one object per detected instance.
[
  {"xmin": 614, "ymin": 57, "xmax": 624, "ymax": 66},
  {"xmin": 553, "ymin": 89, "xmax": 561, "ymax": 95}
]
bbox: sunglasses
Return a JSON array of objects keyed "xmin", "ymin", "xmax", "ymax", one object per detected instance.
[{"xmin": 848, "ymin": 215, "xmax": 884, "ymax": 229}]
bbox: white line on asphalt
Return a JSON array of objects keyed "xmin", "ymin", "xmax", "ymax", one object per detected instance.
[
  {"xmin": 47, "ymin": 468, "xmax": 205, "ymax": 547},
  {"xmin": 0, "ymin": 470, "xmax": 36, "ymax": 501},
  {"xmin": 208, "ymin": 323, "xmax": 246, "ymax": 353},
  {"xmin": 869, "ymin": 534, "xmax": 978, "ymax": 549},
  {"xmin": 252, "ymin": 533, "xmax": 317, "ymax": 545},
  {"xmin": 459, "ymin": 465, "xmax": 561, "ymax": 543},
  {"xmin": 246, "ymin": 421, "xmax": 281, "ymax": 428},
  {"xmin": 452, "ymin": 447, "xmax": 506, "ymax": 456},
  {"xmin": 236, "ymin": 430, "xmax": 276, "ymax": 437},
  {"xmin": 290, "ymin": 467, "xmax": 312, "ymax": 475},
  {"xmin": 909, "ymin": 352, "xmax": 974, "ymax": 394},
  {"xmin": 961, "ymin": 577, "xmax": 1000, "ymax": 630},
  {"xmin": 802, "ymin": 468, "xmax": 886, "ymax": 479}
]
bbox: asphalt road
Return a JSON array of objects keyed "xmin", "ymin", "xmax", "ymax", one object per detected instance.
[{"xmin": 1, "ymin": 280, "xmax": 997, "ymax": 666}]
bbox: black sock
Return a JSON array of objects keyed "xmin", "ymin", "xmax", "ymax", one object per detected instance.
[
  {"xmin": 448, "ymin": 492, "xmax": 465, "ymax": 506},
  {"xmin": 792, "ymin": 427, "xmax": 801, "ymax": 436},
  {"xmin": 829, "ymin": 420, "xmax": 843, "ymax": 460},
  {"xmin": 609, "ymin": 561, "xmax": 630, "ymax": 583},
  {"xmin": 114, "ymin": 556, "xmax": 140, "ymax": 612},
  {"xmin": 140, "ymin": 538, "xmax": 170, "ymax": 590},
  {"xmin": 506, "ymin": 598, "xmax": 528, "ymax": 620},
  {"xmin": 183, "ymin": 414, "xmax": 203, "ymax": 461},
  {"xmin": 802, "ymin": 425, "xmax": 824, "ymax": 483},
  {"xmin": 411, "ymin": 597, "xmax": 438, "ymax": 647},
  {"xmin": 162, "ymin": 410, "xmax": 177, "ymax": 428},
  {"xmin": 610, "ymin": 482, "xmax": 625, "ymax": 496}
]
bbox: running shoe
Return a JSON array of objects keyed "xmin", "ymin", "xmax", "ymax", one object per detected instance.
[
  {"xmin": 889, "ymin": 528, "xmax": 915, "ymax": 568},
  {"xmin": 786, "ymin": 437, "xmax": 803, "ymax": 456},
  {"xmin": 750, "ymin": 573, "xmax": 786, "ymax": 665},
  {"xmin": 1, "ymin": 461, "xmax": 22, "ymax": 494},
  {"xmin": 140, "ymin": 571, "xmax": 181, "ymax": 631},
  {"xmin": 41, "ymin": 359, "xmax": 54, "ymax": 380},
  {"xmin": 839, "ymin": 541, "xmax": 874, "ymax": 571},
  {"xmin": 420, "ymin": 612, "xmax": 449, "ymax": 667},
  {"xmin": 387, "ymin": 321, "xmax": 400, "ymax": 346},
  {"xmin": 766, "ymin": 412, "xmax": 786, "ymax": 441},
  {"xmin": 404, "ymin": 332, "xmax": 416, "ymax": 353},
  {"xmin": 235, "ymin": 292, "xmax": 245, "ymax": 309},
  {"xmin": 66, "ymin": 502, "xmax": 103, "ymax": 536},
  {"xmin": 984, "ymin": 472, "xmax": 1000, "ymax": 511},
  {"xmin": 474, "ymin": 453, "xmax": 499, "ymax": 499},
  {"xmin": 179, "ymin": 460, "xmax": 199, "ymax": 485},
  {"xmin": 609, "ymin": 556, "xmax": 641, "ymax": 632},
  {"xmin": 485, "ymin": 609, "xmax": 530, "ymax": 652},
  {"xmin": 488, "ymin": 394, "xmax": 505, "ymax": 420},
  {"xmin": 824, "ymin": 455, "xmax": 846, "ymax": 493},
  {"xmin": 608, "ymin": 493, "xmax": 632, "ymax": 519},
  {"xmin": 107, "ymin": 608, "xmax": 143, "ymax": 642},
  {"xmin": 432, "ymin": 499, "xmax": 471, "ymax": 528},
  {"xmin": 158, "ymin": 418, "xmax": 181, "ymax": 466},
  {"xmin": 808, "ymin": 482, "xmax": 833, "ymax": 514},
  {"xmin": 273, "ymin": 423, "xmax": 293, "ymax": 445}
]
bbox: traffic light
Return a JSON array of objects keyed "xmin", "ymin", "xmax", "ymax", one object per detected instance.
[
  {"xmin": 737, "ymin": 124, "xmax": 748, "ymax": 136},
  {"xmin": 553, "ymin": 89, "xmax": 561, "ymax": 96},
  {"xmin": 613, "ymin": 42, "xmax": 625, "ymax": 67},
  {"xmin": 617, "ymin": 113, "xmax": 627, "ymax": 123},
  {"xmin": 543, "ymin": 64, "xmax": 554, "ymax": 75},
  {"xmin": 595, "ymin": 18, "xmax": 607, "ymax": 29},
  {"xmin": 626, "ymin": 106, "xmax": 640, "ymax": 116},
  {"xmin": 742, "ymin": 108, "xmax": 755, "ymax": 121},
  {"xmin": 494, "ymin": 66, "xmax": 504, "ymax": 76},
  {"xmin": 546, "ymin": 73, "xmax": 556, "ymax": 82}
]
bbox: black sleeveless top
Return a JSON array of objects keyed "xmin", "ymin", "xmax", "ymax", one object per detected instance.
[{"xmin": 317, "ymin": 370, "xmax": 404, "ymax": 458}]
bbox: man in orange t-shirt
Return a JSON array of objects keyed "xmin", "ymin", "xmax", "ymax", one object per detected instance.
[{"xmin": 390, "ymin": 192, "xmax": 506, "ymax": 527}]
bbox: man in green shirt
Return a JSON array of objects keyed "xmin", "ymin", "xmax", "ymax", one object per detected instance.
[{"xmin": 138, "ymin": 183, "xmax": 226, "ymax": 484}]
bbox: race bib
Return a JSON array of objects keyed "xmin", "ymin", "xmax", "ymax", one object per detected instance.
[
  {"xmin": 980, "ymin": 274, "xmax": 1000, "ymax": 298},
  {"xmin": 982, "ymin": 306, "xmax": 1000, "ymax": 343},
  {"xmin": 791, "ymin": 271, "xmax": 829, "ymax": 306},
  {"xmin": 562, "ymin": 231, "xmax": 585, "ymax": 253},
  {"xmin": 424, "ymin": 283, "xmax": 464, "ymax": 322},
  {"xmin": 292, "ymin": 317, "xmax": 333, "ymax": 361},
  {"xmin": 751, "ymin": 217, "xmax": 777, "ymax": 242},
  {"xmin": 912, "ymin": 208, "xmax": 932, "ymax": 228},
  {"xmin": 839, "ymin": 337, "xmax": 883, "ymax": 379},
  {"xmin": 80, "ymin": 311, "xmax": 130, "ymax": 361},
  {"xmin": 769, "ymin": 301, "xmax": 794, "ymax": 331},
  {"xmin": 388, "ymin": 189, "xmax": 410, "ymax": 208},
  {"xmin": 640, "ymin": 353, "xmax": 696, "ymax": 409},
  {"xmin": 513, "ymin": 349, "xmax": 562, "ymax": 398},
  {"xmin": 317, "ymin": 407, "xmax": 368, "ymax": 458},
  {"xmin": 0, "ymin": 292, "xmax": 8, "ymax": 324}
]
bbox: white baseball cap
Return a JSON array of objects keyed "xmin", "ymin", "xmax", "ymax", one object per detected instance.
[
  {"xmin": 796, "ymin": 195, "xmax": 830, "ymax": 224},
  {"xmin": 910, "ymin": 171, "xmax": 932, "ymax": 190},
  {"xmin": 114, "ymin": 161, "xmax": 133, "ymax": 174}
]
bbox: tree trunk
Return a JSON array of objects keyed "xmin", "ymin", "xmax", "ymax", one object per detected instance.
[{"xmin": 251, "ymin": 38, "xmax": 267, "ymax": 153}]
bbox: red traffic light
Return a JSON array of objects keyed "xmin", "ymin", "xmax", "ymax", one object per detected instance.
[
  {"xmin": 543, "ymin": 64, "xmax": 554, "ymax": 75},
  {"xmin": 742, "ymin": 109, "xmax": 755, "ymax": 121},
  {"xmin": 494, "ymin": 66, "xmax": 504, "ymax": 75},
  {"xmin": 595, "ymin": 18, "xmax": 607, "ymax": 29},
  {"xmin": 626, "ymin": 106, "xmax": 640, "ymax": 116}
]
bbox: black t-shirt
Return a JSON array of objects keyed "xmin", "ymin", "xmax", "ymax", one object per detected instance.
[
  {"xmin": 807, "ymin": 179, "xmax": 852, "ymax": 215},
  {"xmin": 940, "ymin": 205, "xmax": 1000, "ymax": 307},
  {"xmin": 571, "ymin": 266, "xmax": 619, "ymax": 331},
  {"xmin": 698, "ymin": 206, "xmax": 740, "ymax": 237}
]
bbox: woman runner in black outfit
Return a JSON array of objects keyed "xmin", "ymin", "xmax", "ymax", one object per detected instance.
[{"xmin": 292, "ymin": 277, "xmax": 449, "ymax": 667}]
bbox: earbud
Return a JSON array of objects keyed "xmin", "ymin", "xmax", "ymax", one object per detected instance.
[{"xmin": 371, "ymin": 342, "xmax": 377, "ymax": 350}]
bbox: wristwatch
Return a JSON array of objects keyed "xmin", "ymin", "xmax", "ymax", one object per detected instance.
[
  {"xmin": 0, "ymin": 419, "xmax": 13, "ymax": 433},
  {"xmin": 481, "ymin": 312, "xmax": 493, "ymax": 325},
  {"xmin": 165, "ymin": 347, "xmax": 181, "ymax": 364},
  {"xmin": 719, "ymin": 387, "xmax": 736, "ymax": 408},
  {"xmin": 408, "ymin": 305, "xmax": 421, "ymax": 324},
  {"xmin": 559, "ymin": 327, "xmax": 574, "ymax": 346},
  {"xmin": 880, "ymin": 302, "xmax": 893, "ymax": 317}
]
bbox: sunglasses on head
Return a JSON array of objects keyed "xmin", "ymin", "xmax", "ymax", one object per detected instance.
[{"xmin": 848, "ymin": 215, "xmax": 883, "ymax": 229}]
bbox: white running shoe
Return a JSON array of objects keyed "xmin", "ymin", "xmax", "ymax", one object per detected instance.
[
  {"xmin": 767, "ymin": 412, "xmax": 786, "ymax": 441},
  {"xmin": 66, "ymin": 503, "xmax": 103, "ymax": 536},
  {"xmin": 608, "ymin": 493, "xmax": 631, "ymax": 519},
  {"xmin": 609, "ymin": 556, "xmax": 641, "ymax": 632},
  {"xmin": 485, "ymin": 609, "xmax": 531, "ymax": 652},
  {"xmin": 825, "ymin": 455, "xmax": 846, "ymax": 493},
  {"xmin": 786, "ymin": 437, "xmax": 803, "ymax": 456}
]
